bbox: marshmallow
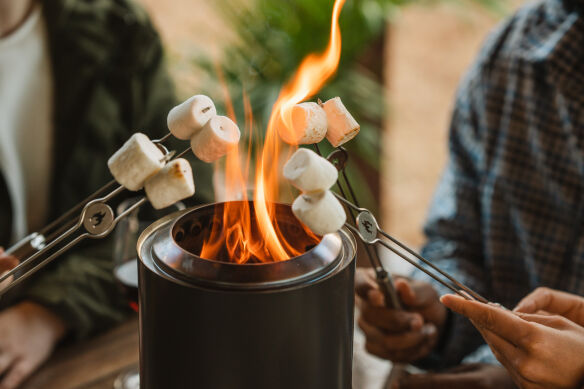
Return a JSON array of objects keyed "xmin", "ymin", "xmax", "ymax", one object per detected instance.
[
  {"xmin": 167, "ymin": 95, "xmax": 217, "ymax": 140},
  {"xmin": 283, "ymin": 148, "xmax": 338, "ymax": 193},
  {"xmin": 322, "ymin": 97, "xmax": 360, "ymax": 147},
  {"xmin": 108, "ymin": 133, "xmax": 165, "ymax": 191},
  {"xmin": 292, "ymin": 190, "xmax": 346, "ymax": 236},
  {"xmin": 278, "ymin": 102, "xmax": 328, "ymax": 145},
  {"xmin": 145, "ymin": 158, "xmax": 195, "ymax": 209},
  {"xmin": 191, "ymin": 115, "xmax": 241, "ymax": 163}
]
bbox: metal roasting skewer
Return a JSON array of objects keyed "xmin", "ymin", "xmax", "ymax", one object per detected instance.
[
  {"xmin": 311, "ymin": 143, "xmax": 488, "ymax": 304},
  {"xmin": 2, "ymin": 127, "xmax": 490, "ymax": 306},
  {"xmin": 312, "ymin": 144, "xmax": 402, "ymax": 309},
  {"xmin": 313, "ymin": 144, "xmax": 409, "ymax": 388},
  {"xmin": 325, "ymin": 147, "xmax": 488, "ymax": 304},
  {"xmin": 334, "ymin": 193, "xmax": 487, "ymax": 303},
  {"xmin": 313, "ymin": 142, "xmax": 490, "ymax": 388},
  {"xmin": 0, "ymin": 132, "xmax": 189, "ymax": 295}
]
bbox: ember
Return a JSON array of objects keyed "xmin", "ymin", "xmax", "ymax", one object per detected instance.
[{"xmin": 200, "ymin": 0, "xmax": 347, "ymax": 263}]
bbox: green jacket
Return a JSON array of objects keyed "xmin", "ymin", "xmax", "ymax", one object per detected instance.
[{"xmin": 0, "ymin": 0, "xmax": 211, "ymax": 339}]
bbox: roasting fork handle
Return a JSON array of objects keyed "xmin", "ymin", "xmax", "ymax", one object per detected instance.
[
  {"xmin": 321, "ymin": 147, "xmax": 403, "ymax": 309},
  {"xmin": 335, "ymin": 193, "xmax": 490, "ymax": 304},
  {"xmin": 0, "ymin": 132, "xmax": 188, "ymax": 296},
  {"xmin": 0, "ymin": 189, "xmax": 147, "ymax": 296},
  {"xmin": 373, "ymin": 267, "xmax": 401, "ymax": 309}
]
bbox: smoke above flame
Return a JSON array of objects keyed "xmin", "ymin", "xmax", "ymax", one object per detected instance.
[{"xmin": 200, "ymin": 0, "xmax": 346, "ymax": 263}]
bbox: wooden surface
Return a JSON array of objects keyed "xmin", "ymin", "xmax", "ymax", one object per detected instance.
[{"xmin": 21, "ymin": 316, "xmax": 139, "ymax": 389}]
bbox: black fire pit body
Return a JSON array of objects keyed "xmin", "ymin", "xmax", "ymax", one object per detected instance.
[{"xmin": 137, "ymin": 202, "xmax": 356, "ymax": 389}]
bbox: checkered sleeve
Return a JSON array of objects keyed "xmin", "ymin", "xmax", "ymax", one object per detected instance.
[{"xmin": 412, "ymin": 68, "xmax": 492, "ymax": 369}]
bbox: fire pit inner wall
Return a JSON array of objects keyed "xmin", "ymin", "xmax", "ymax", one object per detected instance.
[{"xmin": 137, "ymin": 202, "xmax": 356, "ymax": 389}]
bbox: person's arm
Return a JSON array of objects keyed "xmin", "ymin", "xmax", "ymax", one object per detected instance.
[
  {"xmin": 356, "ymin": 65, "xmax": 494, "ymax": 369},
  {"xmin": 408, "ymin": 68, "xmax": 492, "ymax": 369},
  {"xmin": 442, "ymin": 294, "xmax": 584, "ymax": 389},
  {"xmin": 20, "ymin": 2, "xmax": 182, "ymax": 340}
]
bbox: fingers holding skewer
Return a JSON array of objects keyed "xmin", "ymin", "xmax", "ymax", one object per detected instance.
[
  {"xmin": 0, "ymin": 248, "xmax": 18, "ymax": 292},
  {"xmin": 441, "ymin": 293, "xmax": 584, "ymax": 388}
]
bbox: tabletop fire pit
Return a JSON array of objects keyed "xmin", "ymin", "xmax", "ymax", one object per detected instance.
[{"xmin": 137, "ymin": 201, "xmax": 356, "ymax": 389}]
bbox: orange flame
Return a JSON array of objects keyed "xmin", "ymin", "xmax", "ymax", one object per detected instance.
[{"xmin": 200, "ymin": 0, "xmax": 346, "ymax": 263}]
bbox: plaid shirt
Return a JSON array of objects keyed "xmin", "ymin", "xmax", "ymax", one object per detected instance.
[{"xmin": 416, "ymin": 0, "xmax": 584, "ymax": 367}]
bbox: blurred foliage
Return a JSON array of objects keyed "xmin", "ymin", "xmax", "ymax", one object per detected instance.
[{"xmin": 195, "ymin": 0, "xmax": 503, "ymax": 211}]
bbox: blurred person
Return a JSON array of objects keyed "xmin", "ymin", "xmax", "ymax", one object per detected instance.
[
  {"xmin": 440, "ymin": 288, "xmax": 584, "ymax": 388},
  {"xmin": 356, "ymin": 0, "xmax": 583, "ymax": 386},
  {"xmin": 0, "ymin": 0, "xmax": 199, "ymax": 387}
]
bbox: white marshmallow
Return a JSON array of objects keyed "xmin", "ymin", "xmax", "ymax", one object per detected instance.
[
  {"xmin": 278, "ymin": 102, "xmax": 328, "ymax": 145},
  {"xmin": 108, "ymin": 133, "xmax": 165, "ymax": 191},
  {"xmin": 322, "ymin": 97, "xmax": 360, "ymax": 147},
  {"xmin": 167, "ymin": 95, "xmax": 217, "ymax": 140},
  {"xmin": 145, "ymin": 158, "xmax": 195, "ymax": 209},
  {"xmin": 191, "ymin": 115, "xmax": 241, "ymax": 163},
  {"xmin": 292, "ymin": 191, "xmax": 346, "ymax": 236},
  {"xmin": 283, "ymin": 148, "xmax": 338, "ymax": 193}
]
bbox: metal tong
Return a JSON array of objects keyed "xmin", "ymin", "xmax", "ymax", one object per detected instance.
[
  {"xmin": 314, "ymin": 145, "xmax": 488, "ymax": 305},
  {"xmin": 0, "ymin": 133, "xmax": 190, "ymax": 295}
]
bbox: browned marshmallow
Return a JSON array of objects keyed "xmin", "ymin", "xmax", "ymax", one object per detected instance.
[
  {"xmin": 108, "ymin": 133, "xmax": 165, "ymax": 191},
  {"xmin": 322, "ymin": 97, "xmax": 360, "ymax": 147},
  {"xmin": 278, "ymin": 102, "xmax": 327, "ymax": 145},
  {"xmin": 145, "ymin": 158, "xmax": 195, "ymax": 209}
]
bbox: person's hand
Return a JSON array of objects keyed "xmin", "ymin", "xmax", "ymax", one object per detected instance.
[
  {"xmin": 0, "ymin": 248, "xmax": 17, "ymax": 273},
  {"xmin": 514, "ymin": 287, "xmax": 584, "ymax": 326},
  {"xmin": 355, "ymin": 268, "xmax": 447, "ymax": 363},
  {"xmin": 0, "ymin": 302, "xmax": 66, "ymax": 389},
  {"xmin": 442, "ymin": 294, "xmax": 584, "ymax": 389},
  {"xmin": 0, "ymin": 248, "xmax": 18, "ymax": 292},
  {"xmin": 396, "ymin": 363, "xmax": 516, "ymax": 389}
]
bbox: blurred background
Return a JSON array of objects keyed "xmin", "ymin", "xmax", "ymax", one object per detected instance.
[{"xmin": 135, "ymin": 0, "xmax": 521, "ymax": 386}]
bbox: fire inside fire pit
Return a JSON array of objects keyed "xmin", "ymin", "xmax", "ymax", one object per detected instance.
[
  {"xmin": 172, "ymin": 201, "xmax": 321, "ymax": 264},
  {"xmin": 199, "ymin": 0, "xmax": 346, "ymax": 264}
]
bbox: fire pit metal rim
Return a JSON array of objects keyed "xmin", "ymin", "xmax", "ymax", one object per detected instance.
[{"xmin": 137, "ymin": 201, "xmax": 356, "ymax": 290}]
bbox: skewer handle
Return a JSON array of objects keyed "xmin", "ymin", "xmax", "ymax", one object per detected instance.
[{"xmin": 375, "ymin": 268, "xmax": 402, "ymax": 309}]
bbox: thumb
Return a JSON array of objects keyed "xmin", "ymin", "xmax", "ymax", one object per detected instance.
[
  {"xmin": 355, "ymin": 268, "xmax": 379, "ymax": 299},
  {"xmin": 395, "ymin": 278, "xmax": 418, "ymax": 307},
  {"xmin": 0, "ymin": 256, "xmax": 18, "ymax": 274}
]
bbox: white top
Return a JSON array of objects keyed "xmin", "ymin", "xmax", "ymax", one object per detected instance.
[{"xmin": 0, "ymin": 5, "xmax": 53, "ymax": 242}]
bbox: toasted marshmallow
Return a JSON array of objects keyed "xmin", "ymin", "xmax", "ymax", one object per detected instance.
[
  {"xmin": 167, "ymin": 95, "xmax": 217, "ymax": 140},
  {"xmin": 108, "ymin": 133, "xmax": 165, "ymax": 191},
  {"xmin": 322, "ymin": 97, "xmax": 360, "ymax": 147},
  {"xmin": 145, "ymin": 158, "xmax": 195, "ymax": 209},
  {"xmin": 283, "ymin": 148, "xmax": 338, "ymax": 193},
  {"xmin": 292, "ymin": 190, "xmax": 346, "ymax": 236},
  {"xmin": 191, "ymin": 115, "xmax": 241, "ymax": 163},
  {"xmin": 278, "ymin": 102, "xmax": 328, "ymax": 145}
]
